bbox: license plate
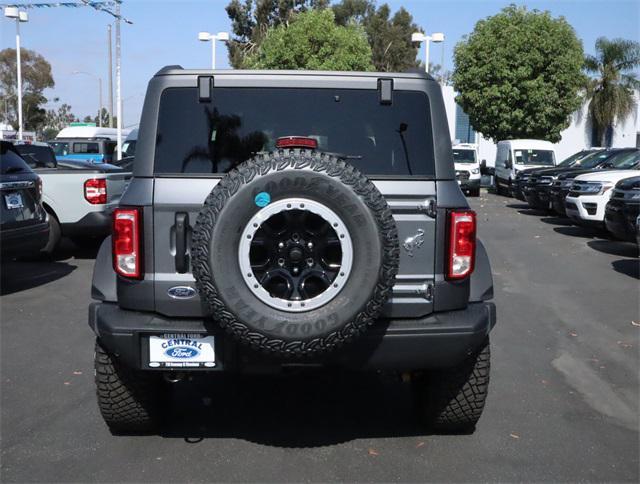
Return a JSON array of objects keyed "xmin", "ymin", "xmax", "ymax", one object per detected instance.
[
  {"xmin": 4, "ymin": 192, "xmax": 23, "ymax": 209},
  {"xmin": 148, "ymin": 333, "xmax": 215, "ymax": 368}
]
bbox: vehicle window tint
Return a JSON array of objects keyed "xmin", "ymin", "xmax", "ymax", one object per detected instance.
[
  {"xmin": 0, "ymin": 143, "xmax": 32, "ymax": 174},
  {"xmin": 154, "ymin": 87, "xmax": 435, "ymax": 176},
  {"xmin": 105, "ymin": 141, "xmax": 117, "ymax": 156},
  {"xmin": 580, "ymin": 151, "xmax": 619, "ymax": 168},
  {"xmin": 73, "ymin": 142, "xmax": 99, "ymax": 154},
  {"xmin": 609, "ymin": 150, "xmax": 640, "ymax": 169},
  {"xmin": 513, "ymin": 149, "xmax": 554, "ymax": 166},
  {"xmin": 14, "ymin": 145, "xmax": 57, "ymax": 168},
  {"xmin": 49, "ymin": 141, "xmax": 69, "ymax": 156}
]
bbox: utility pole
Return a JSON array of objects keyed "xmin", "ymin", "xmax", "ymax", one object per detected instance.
[
  {"xmin": 115, "ymin": 2, "xmax": 122, "ymax": 160},
  {"xmin": 108, "ymin": 24, "xmax": 114, "ymax": 128}
]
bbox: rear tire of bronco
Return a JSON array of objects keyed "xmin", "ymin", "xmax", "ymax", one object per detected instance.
[
  {"xmin": 412, "ymin": 338, "xmax": 490, "ymax": 433},
  {"xmin": 94, "ymin": 340, "xmax": 163, "ymax": 434}
]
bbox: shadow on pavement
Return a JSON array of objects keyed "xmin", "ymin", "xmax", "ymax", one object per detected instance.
[
  {"xmin": 516, "ymin": 208, "xmax": 550, "ymax": 217},
  {"xmin": 539, "ymin": 216, "xmax": 573, "ymax": 227},
  {"xmin": 611, "ymin": 259, "xmax": 639, "ymax": 280},
  {"xmin": 160, "ymin": 372, "xmax": 426, "ymax": 447},
  {"xmin": 553, "ymin": 226, "xmax": 608, "ymax": 239},
  {"xmin": 52, "ymin": 237, "xmax": 102, "ymax": 261},
  {"xmin": 587, "ymin": 240, "xmax": 639, "ymax": 258},
  {"xmin": 0, "ymin": 260, "xmax": 76, "ymax": 295},
  {"xmin": 505, "ymin": 203, "xmax": 529, "ymax": 210}
]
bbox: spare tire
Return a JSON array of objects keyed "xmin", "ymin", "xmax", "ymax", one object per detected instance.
[{"xmin": 192, "ymin": 149, "xmax": 399, "ymax": 358}]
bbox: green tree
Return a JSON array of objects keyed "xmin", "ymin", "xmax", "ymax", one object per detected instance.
[
  {"xmin": 333, "ymin": 0, "xmax": 421, "ymax": 72},
  {"xmin": 0, "ymin": 48, "xmax": 54, "ymax": 132},
  {"xmin": 226, "ymin": 0, "xmax": 329, "ymax": 68},
  {"xmin": 584, "ymin": 37, "xmax": 640, "ymax": 146},
  {"xmin": 452, "ymin": 5, "xmax": 585, "ymax": 142},
  {"xmin": 43, "ymin": 102, "xmax": 78, "ymax": 139},
  {"xmin": 245, "ymin": 9, "xmax": 373, "ymax": 71}
]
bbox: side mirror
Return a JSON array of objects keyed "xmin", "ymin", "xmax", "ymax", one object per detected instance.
[
  {"xmin": 480, "ymin": 159, "xmax": 487, "ymax": 175},
  {"xmin": 504, "ymin": 160, "xmax": 512, "ymax": 169}
]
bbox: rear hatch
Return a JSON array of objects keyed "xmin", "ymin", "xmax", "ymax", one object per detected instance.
[
  {"xmin": 149, "ymin": 85, "xmax": 438, "ymax": 319},
  {"xmin": 0, "ymin": 143, "xmax": 42, "ymax": 230}
]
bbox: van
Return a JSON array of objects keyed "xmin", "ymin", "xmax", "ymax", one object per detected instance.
[
  {"xmin": 49, "ymin": 126, "xmax": 131, "ymax": 164},
  {"xmin": 493, "ymin": 139, "xmax": 556, "ymax": 196},
  {"xmin": 452, "ymin": 143, "xmax": 481, "ymax": 196}
]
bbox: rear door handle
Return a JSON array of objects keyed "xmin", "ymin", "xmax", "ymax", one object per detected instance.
[{"xmin": 175, "ymin": 212, "xmax": 189, "ymax": 273}]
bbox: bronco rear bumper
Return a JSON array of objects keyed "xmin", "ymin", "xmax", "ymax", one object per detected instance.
[{"xmin": 89, "ymin": 301, "xmax": 496, "ymax": 372}]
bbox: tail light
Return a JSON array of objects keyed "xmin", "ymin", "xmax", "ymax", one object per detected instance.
[
  {"xmin": 84, "ymin": 178, "xmax": 107, "ymax": 204},
  {"xmin": 35, "ymin": 176, "xmax": 43, "ymax": 201},
  {"xmin": 446, "ymin": 210, "xmax": 476, "ymax": 280},
  {"xmin": 112, "ymin": 208, "xmax": 143, "ymax": 279},
  {"xmin": 276, "ymin": 136, "xmax": 318, "ymax": 150}
]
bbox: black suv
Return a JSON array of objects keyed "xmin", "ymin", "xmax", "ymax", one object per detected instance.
[
  {"xmin": 605, "ymin": 176, "xmax": 640, "ymax": 242},
  {"xmin": 0, "ymin": 141, "xmax": 49, "ymax": 259},
  {"xmin": 89, "ymin": 68, "xmax": 496, "ymax": 434}
]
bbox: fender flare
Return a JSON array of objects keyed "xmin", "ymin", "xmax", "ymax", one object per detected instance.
[
  {"xmin": 470, "ymin": 239, "xmax": 493, "ymax": 302},
  {"xmin": 91, "ymin": 236, "xmax": 117, "ymax": 301}
]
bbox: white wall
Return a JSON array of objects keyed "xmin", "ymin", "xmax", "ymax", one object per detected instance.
[{"xmin": 441, "ymin": 86, "xmax": 640, "ymax": 166}]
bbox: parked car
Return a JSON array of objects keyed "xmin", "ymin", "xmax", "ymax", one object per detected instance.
[
  {"xmin": 89, "ymin": 67, "xmax": 496, "ymax": 434},
  {"xmin": 604, "ymin": 176, "xmax": 640, "ymax": 242},
  {"xmin": 550, "ymin": 148, "xmax": 640, "ymax": 215},
  {"xmin": 0, "ymin": 141, "xmax": 49, "ymax": 259},
  {"xmin": 565, "ymin": 165, "xmax": 640, "ymax": 227},
  {"xmin": 49, "ymin": 126, "xmax": 131, "ymax": 164},
  {"xmin": 13, "ymin": 141, "xmax": 131, "ymax": 252},
  {"xmin": 512, "ymin": 149, "xmax": 601, "ymax": 201},
  {"xmin": 493, "ymin": 139, "xmax": 557, "ymax": 196},
  {"xmin": 453, "ymin": 143, "xmax": 481, "ymax": 196},
  {"xmin": 120, "ymin": 128, "xmax": 137, "ymax": 159}
]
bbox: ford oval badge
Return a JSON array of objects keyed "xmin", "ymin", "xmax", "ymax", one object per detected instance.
[
  {"xmin": 167, "ymin": 286, "xmax": 197, "ymax": 299},
  {"xmin": 164, "ymin": 346, "xmax": 200, "ymax": 359}
]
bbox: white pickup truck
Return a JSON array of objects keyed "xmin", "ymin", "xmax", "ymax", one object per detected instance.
[{"xmin": 13, "ymin": 141, "xmax": 130, "ymax": 252}]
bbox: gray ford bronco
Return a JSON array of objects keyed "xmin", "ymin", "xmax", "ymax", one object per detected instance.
[{"xmin": 89, "ymin": 67, "xmax": 496, "ymax": 434}]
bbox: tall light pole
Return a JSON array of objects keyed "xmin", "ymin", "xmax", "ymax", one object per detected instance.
[
  {"xmin": 107, "ymin": 24, "xmax": 114, "ymax": 128},
  {"xmin": 412, "ymin": 31, "xmax": 445, "ymax": 75},
  {"xmin": 115, "ymin": 1, "xmax": 122, "ymax": 160},
  {"xmin": 4, "ymin": 7, "xmax": 28, "ymax": 140},
  {"xmin": 72, "ymin": 71, "xmax": 103, "ymax": 127},
  {"xmin": 198, "ymin": 31, "xmax": 230, "ymax": 69}
]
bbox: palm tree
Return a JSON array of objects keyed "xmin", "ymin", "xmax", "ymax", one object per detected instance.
[{"xmin": 584, "ymin": 37, "xmax": 640, "ymax": 147}]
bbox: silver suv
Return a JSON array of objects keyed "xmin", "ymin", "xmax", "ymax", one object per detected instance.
[{"xmin": 89, "ymin": 67, "xmax": 496, "ymax": 434}]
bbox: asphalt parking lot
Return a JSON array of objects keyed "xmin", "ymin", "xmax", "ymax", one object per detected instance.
[{"xmin": 1, "ymin": 191, "xmax": 638, "ymax": 482}]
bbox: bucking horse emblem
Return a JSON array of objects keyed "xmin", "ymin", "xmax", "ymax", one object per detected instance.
[{"xmin": 403, "ymin": 229, "xmax": 425, "ymax": 257}]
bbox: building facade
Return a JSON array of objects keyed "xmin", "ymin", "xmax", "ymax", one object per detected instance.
[{"xmin": 441, "ymin": 86, "xmax": 640, "ymax": 166}]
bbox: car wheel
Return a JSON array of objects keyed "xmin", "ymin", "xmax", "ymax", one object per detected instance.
[
  {"xmin": 470, "ymin": 187, "xmax": 481, "ymax": 197},
  {"xmin": 94, "ymin": 340, "xmax": 164, "ymax": 434},
  {"xmin": 191, "ymin": 149, "xmax": 400, "ymax": 359},
  {"xmin": 41, "ymin": 212, "xmax": 61, "ymax": 255},
  {"xmin": 412, "ymin": 338, "xmax": 490, "ymax": 433}
]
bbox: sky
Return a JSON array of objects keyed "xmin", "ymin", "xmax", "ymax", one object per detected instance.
[{"xmin": 1, "ymin": 0, "xmax": 638, "ymax": 128}]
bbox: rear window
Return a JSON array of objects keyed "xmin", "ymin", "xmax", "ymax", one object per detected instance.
[
  {"xmin": 154, "ymin": 87, "xmax": 434, "ymax": 176},
  {"xmin": 0, "ymin": 143, "xmax": 32, "ymax": 175},
  {"xmin": 49, "ymin": 141, "xmax": 69, "ymax": 156},
  {"xmin": 15, "ymin": 144, "xmax": 57, "ymax": 168},
  {"xmin": 73, "ymin": 142, "xmax": 99, "ymax": 154}
]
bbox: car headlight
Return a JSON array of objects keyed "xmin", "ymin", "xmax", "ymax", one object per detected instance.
[
  {"xmin": 572, "ymin": 181, "xmax": 613, "ymax": 195},
  {"xmin": 471, "ymin": 168, "xmax": 480, "ymax": 174},
  {"xmin": 560, "ymin": 179, "xmax": 573, "ymax": 187},
  {"xmin": 538, "ymin": 176, "xmax": 556, "ymax": 185}
]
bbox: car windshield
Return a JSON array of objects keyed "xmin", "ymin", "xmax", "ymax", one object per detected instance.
[
  {"xmin": 514, "ymin": 149, "xmax": 555, "ymax": 166},
  {"xmin": 154, "ymin": 87, "xmax": 435, "ymax": 176},
  {"xmin": 609, "ymin": 150, "xmax": 640, "ymax": 169},
  {"xmin": 579, "ymin": 150, "xmax": 623, "ymax": 169},
  {"xmin": 49, "ymin": 141, "xmax": 69, "ymax": 156},
  {"xmin": 453, "ymin": 149, "xmax": 476, "ymax": 163},
  {"xmin": 558, "ymin": 150, "xmax": 597, "ymax": 168},
  {"xmin": 14, "ymin": 144, "xmax": 57, "ymax": 168}
]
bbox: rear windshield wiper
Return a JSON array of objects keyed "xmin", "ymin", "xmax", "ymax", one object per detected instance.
[{"xmin": 3, "ymin": 166, "xmax": 26, "ymax": 174}]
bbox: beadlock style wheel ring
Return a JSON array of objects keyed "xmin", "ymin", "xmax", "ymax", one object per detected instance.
[{"xmin": 238, "ymin": 198, "xmax": 353, "ymax": 313}]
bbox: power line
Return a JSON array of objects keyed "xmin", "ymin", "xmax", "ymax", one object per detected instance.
[{"xmin": 0, "ymin": 1, "xmax": 132, "ymax": 23}]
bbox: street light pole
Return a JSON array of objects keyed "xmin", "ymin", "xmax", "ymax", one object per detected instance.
[
  {"xmin": 115, "ymin": 2, "xmax": 122, "ymax": 160},
  {"xmin": 412, "ymin": 31, "xmax": 445, "ymax": 75},
  {"xmin": 108, "ymin": 24, "xmax": 114, "ymax": 128},
  {"xmin": 4, "ymin": 8, "xmax": 28, "ymax": 140},
  {"xmin": 198, "ymin": 31, "xmax": 230, "ymax": 69}
]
